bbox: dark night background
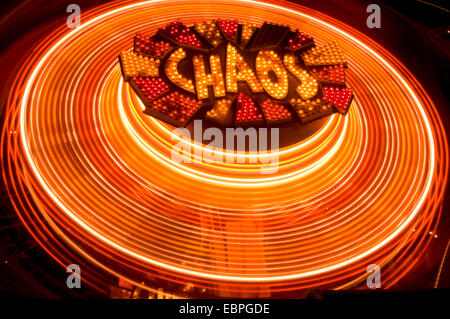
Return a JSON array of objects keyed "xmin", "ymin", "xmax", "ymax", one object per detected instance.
[{"xmin": 0, "ymin": 0, "xmax": 448, "ymax": 298}]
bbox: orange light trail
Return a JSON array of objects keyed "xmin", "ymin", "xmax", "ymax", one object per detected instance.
[{"xmin": 1, "ymin": 0, "xmax": 448, "ymax": 297}]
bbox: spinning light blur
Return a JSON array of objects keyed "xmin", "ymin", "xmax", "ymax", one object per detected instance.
[{"xmin": 1, "ymin": 0, "xmax": 448, "ymax": 297}]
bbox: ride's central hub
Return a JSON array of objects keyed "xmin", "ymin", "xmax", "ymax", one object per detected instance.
[{"xmin": 119, "ymin": 19, "xmax": 354, "ymax": 129}]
